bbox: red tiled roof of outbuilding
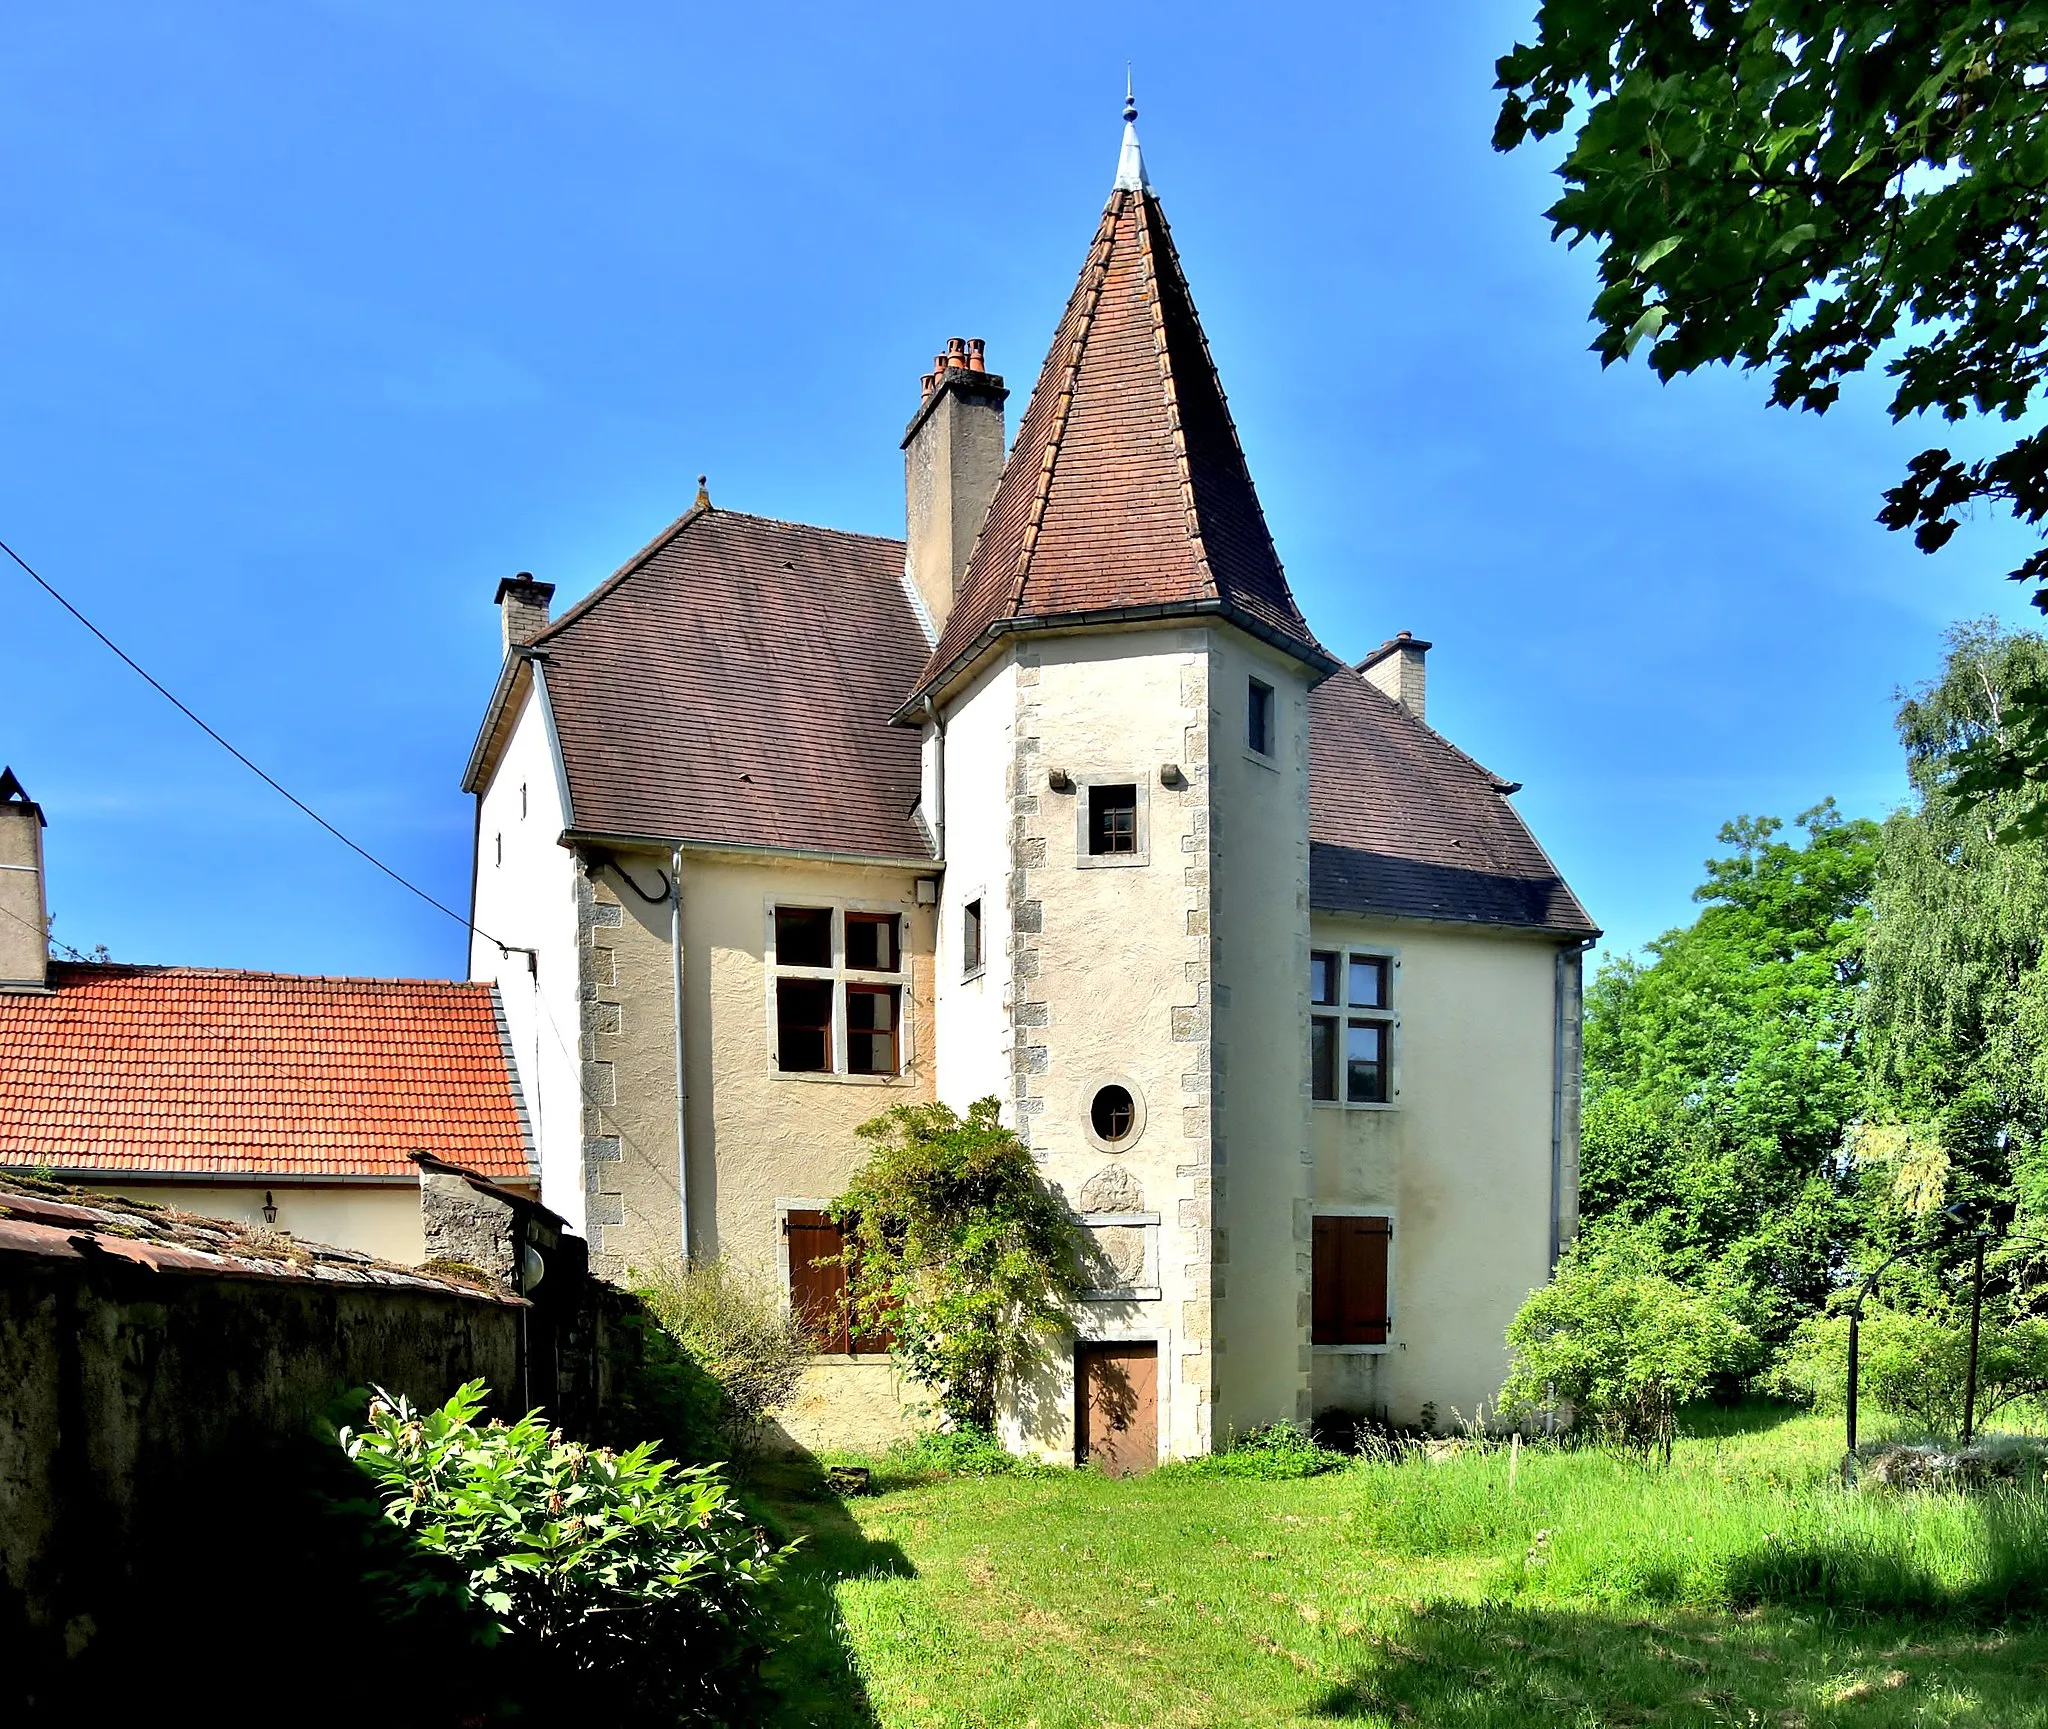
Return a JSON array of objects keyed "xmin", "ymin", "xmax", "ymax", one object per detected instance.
[
  {"xmin": 912, "ymin": 181, "xmax": 1336, "ymax": 703},
  {"xmin": 0, "ymin": 964, "xmax": 535, "ymax": 1183}
]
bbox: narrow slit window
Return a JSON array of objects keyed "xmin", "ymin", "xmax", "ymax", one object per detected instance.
[
  {"xmin": 962, "ymin": 898, "xmax": 983, "ymax": 975},
  {"xmin": 1310, "ymin": 1016, "xmax": 1337, "ymax": 1102},
  {"xmin": 1248, "ymin": 678, "xmax": 1274, "ymax": 755},
  {"xmin": 1088, "ymin": 784, "xmax": 1139, "ymax": 856}
]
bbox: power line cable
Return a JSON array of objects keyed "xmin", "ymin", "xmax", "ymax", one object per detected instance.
[
  {"xmin": 0, "ymin": 897, "xmax": 93, "ymax": 963},
  {"xmin": 0, "ymin": 533, "xmax": 516, "ymax": 956}
]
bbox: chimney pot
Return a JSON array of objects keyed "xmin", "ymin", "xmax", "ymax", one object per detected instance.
[
  {"xmin": 968, "ymin": 338, "xmax": 986, "ymax": 372},
  {"xmin": 495, "ymin": 572, "xmax": 557, "ymax": 656},
  {"xmin": 1358, "ymin": 632, "xmax": 1432, "ymax": 720}
]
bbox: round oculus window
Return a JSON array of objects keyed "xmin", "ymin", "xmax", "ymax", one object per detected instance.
[{"xmin": 1090, "ymin": 1084, "xmax": 1137, "ymax": 1144}]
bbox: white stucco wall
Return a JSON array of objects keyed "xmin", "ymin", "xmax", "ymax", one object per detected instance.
[
  {"xmin": 468, "ymin": 673, "xmax": 582, "ymax": 1232},
  {"xmin": 88, "ymin": 1182, "xmax": 425, "ymax": 1265},
  {"xmin": 1207, "ymin": 635, "xmax": 1317, "ymax": 1439},
  {"xmin": 933, "ymin": 656, "xmax": 1015, "ymax": 1115},
  {"xmin": 1306, "ymin": 915, "xmax": 1565, "ymax": 1427}
]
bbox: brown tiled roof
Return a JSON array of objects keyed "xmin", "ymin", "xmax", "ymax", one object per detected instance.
[
  {"xmin": 532, "ymin": 506, "xmax": 932, "ymax": 859},
  {"xmin": 912, "ymin": 185, "xmax": 1335, "ymax": 702},
  {"xmin": 1309, "ymin": 673, "xmax": 1597, "ymax": 938},
  {"xmin": 0, "ymin": 965, "xmax": 536, "ymax": 1182}
]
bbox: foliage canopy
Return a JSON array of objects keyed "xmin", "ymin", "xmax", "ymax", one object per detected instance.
[
  {"xmin": 833, "ymin": 1096, "xmax": 1086, "ymax": 1432},
  {"xmin": 1496, "ymin": 5, "xmax": 2048, "ymax": 809}
]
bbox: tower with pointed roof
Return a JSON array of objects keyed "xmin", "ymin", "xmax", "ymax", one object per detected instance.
[
  {"xmin": 907, "ymin": 92, "xmax": 1346, "ymax": 1448},
  {"xmin": 461, "ymin": 91, "xmax": 1595, "ymax": 1466}
]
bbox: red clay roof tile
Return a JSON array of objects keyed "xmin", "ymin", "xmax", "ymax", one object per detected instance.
[{"xmin": 0, "ymin": 964, "xmax": 535, "ymax": 1182}]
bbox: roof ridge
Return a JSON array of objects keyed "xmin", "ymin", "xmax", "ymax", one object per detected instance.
[
  {"xmin": 1137, "ymin": 192, "xmax": 1221, "ymax": 603},
  {"xmin": 1003, "ymin": 197, "xmax": 1122, "ymax": 619},
  {"xmin": 44, "ymin": 962, "xmax": 495, "ymax": 990}
]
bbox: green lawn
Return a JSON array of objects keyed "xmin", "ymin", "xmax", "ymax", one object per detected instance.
[{"xmin": 756, "ymin": 1411, "xmax": 2048, "ymax": 1728}]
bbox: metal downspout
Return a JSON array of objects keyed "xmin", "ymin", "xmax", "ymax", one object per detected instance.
[
  {"xmin": 671, "ymin": 843, "xmax": 691, "ymax": 1261},
  {"xmin": 923, "ymin": 695, "xmax": 946, "ymax": 855}
]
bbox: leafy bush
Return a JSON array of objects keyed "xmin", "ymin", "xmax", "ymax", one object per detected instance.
[
  {"xmin": 886, "ymin": 1423, "xmax": 1038, "ymax": 1479},
  {"xmin": 1172, "ymin": 1421, "xmax": 1348, "ymax": 1480},
  {"xmin": 1768, "ymin": 1300, "xmax": 2048, "ymax": 1435},
  {"xmin": 833, "ymin": 1097, "xmax": 1085, "ymax": 1431},
  {"xmin": 340, "ymin": 1382, "xmax": 782, "ymax": 1726},
  {"xmin": 1501, "ymin": 1228, "xmax": 1757, "ymax": 1456},
  {"xmin": 636, "ymin": 1256, "xmax": 810, "ymax": 1468}
]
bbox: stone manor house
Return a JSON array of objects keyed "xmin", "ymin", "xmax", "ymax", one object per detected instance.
[{"xmin": 464, "ymin": 104, "xmax": 1596, "ymax": 1466}]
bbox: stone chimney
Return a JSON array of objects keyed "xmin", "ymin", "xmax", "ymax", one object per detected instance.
[
  {"xmin": 0, "ymin": 767, "xmax": 49, "ymax": 992},
  {"xmin": 495, "ymin": 572, "xmax": 556, "ymax": 656},
  {"xmin": 1359, "ymin": 632, "xmax": 1431, "ymax": 720},
  {"xmin": 903, "ymin": 337, "xmax": 1007, "ymax": 637}
]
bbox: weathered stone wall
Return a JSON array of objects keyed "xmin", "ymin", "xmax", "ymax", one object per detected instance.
[{"xmin": 0, "ymin": 1247, "xmax": 523, "ymax": 1686}]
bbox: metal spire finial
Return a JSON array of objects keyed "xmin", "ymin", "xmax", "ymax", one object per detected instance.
[{"xmin": 1114, "ymin": 69, "xmax": 1150, "ymax": 192}]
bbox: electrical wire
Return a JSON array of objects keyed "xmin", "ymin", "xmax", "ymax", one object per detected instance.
[
  {"xmin": 0, "ymin": 897, "xmax": 93, "ymax": 963},
  {"xmin": 0, "ymin": 533, "xmax": 518, "ymax": 956}
]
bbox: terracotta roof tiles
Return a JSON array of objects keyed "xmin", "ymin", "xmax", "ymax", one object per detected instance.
[{"xmin": 0, "ymin": 964, "xmax": 535, "ymax": 1182}]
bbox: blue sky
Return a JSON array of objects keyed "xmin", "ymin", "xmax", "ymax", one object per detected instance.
[{"xmin": 1, "ymin": 3, "xmax": 2035, "ymax": 979}]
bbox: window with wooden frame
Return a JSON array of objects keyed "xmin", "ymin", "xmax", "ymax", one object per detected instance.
[
  {"xmin": 771, "ymin": 904, "xmax": 905, "ymax": 1077},
  {"xmin": 1087, "ymin": 783, "xmax": 1140, "ymax": 856},
  {"xmin": 1309, "ymin": 948, "xmax": 1397, "ymax": 1104},
  {"xmin": 784, "ymin": 1209, "xmax": 893, "ymax": 1354},
  {"xmin": 1312, "ymin": 1213, "xmax": 1392, "ymax": 1346},
  {"xmin": 962, "ymin": 897, "xmax": 984, "ymax": 976}
]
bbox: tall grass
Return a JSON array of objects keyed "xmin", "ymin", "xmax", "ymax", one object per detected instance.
[{"xmin": 1321, "ymin": 1409, "xmax": 2048, "ymax": 1615}]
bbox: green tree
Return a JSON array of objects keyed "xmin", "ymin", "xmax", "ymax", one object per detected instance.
[
  {"xmin": 831, "ymin": 1098, "xmax": 1085, "ymax": 1433},
  {"xmin": 1582, "ymin": 800, "xmax": 1879, "ymax": 1338},
  {"xmin": 1859, "ymin": 621, "xmax": 2048, "ymax": 1271},
  {"xmin": 1502, "ymin": 1226, "xmax": 1758, "ymax": 1456},
  {"xmin": 1494, "ymin": 6, "xmax": 2048, "ymax": 808}
]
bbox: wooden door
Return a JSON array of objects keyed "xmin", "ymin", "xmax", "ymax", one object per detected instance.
[{"xmin": 1077, "ymin": 1342, "xmax": 1158, "ymax": 1475}]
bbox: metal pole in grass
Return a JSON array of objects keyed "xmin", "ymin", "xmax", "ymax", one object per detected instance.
[{"xmin": 1963, "ymin": 1232, "xmax": 1988, "ymax": 1446}]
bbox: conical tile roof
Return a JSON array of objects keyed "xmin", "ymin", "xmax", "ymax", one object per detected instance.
[{"xmin": 909, "ymin": 175, "xmax": 1336, "ymax": 705}]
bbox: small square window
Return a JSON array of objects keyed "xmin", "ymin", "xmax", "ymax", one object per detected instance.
[
  {"xmin": 1248, "ymin": 678, "xmax": 1275, "ymax": 755},
  {"xmin": 962, "ymin": 898, "xmax": 983, "ymax": 975},
  {"xmin": 776, "ymin": 978, "xmax": 834, "ymax": 1072},
  {"xmin": 845, "ymin": 912, "xmax": 899, "ymax": 973},
  {"xmin": 1088, "ymin": 784, "xmax": 1139, "ymax": 856},
  {"xmin": 1349, "ymin": 955, "xmax": 1389, "ymax": 1009},
  {"xmin": 775, "ymin": 906, "xmax": 833, "ymax": 969},
  {"xmin": 1309, "ymin": 950, "xmax": 1339, "ymax": 1007},
  {"xmin": 847, "ymin": 985, "xmax": 900, "ymax": 1075},
  {"xmin": 1346, "ymin": 1019, "xmax": 1387, "ymax": 1103}
]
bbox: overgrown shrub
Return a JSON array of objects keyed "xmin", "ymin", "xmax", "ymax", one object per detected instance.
[
  {"xmin": 340, "ymin": 1382, "xmax": 781, "ymax": 1726},
  {"xmin": 636, "ymin": 1256, "xmax": 809, "ymax": 1468},
  {"xmin": 833, "ymin": 1097, "xmax": 1085, "ymax": 1431},
  {"xmin": 1501, "ymin": 1228, "xmax": 1757, "ymax": 1457},
  {"xmin": 885, "ymin": 1423, "xmax": 1040, "ymax": 1480},
  {"xmin": 1768, "ymin": 1300, "xmax": 2048, "ymax": 1434},
  {"xmin": 1172, "ymin": 1421, "xmax": 1348, "ymax": 1480}
]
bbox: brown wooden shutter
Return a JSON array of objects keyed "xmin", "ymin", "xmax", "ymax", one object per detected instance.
[
  {"xmin": 1312, "ymin": 1214, "xmax": 1391, "ymax": 1346},
  {"xmin": 787, "ymin": 1210, "xmax": 849, "ymax": 1353},
  {"xmin": 1341, "ymin": 1216, "xmax": 1391, "ymax": 1345},
  {"xmin": 1312, "ymin": 1215, "xmax": 1341, "ymax": 1345}
]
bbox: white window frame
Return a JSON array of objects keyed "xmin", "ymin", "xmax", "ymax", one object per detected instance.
[
  {"xmin": 1310, "ymin": 1202, "xmax": 1398, "ymax": 1355},
  {"xmin": 764, "ymin": 899, "xmax": 915, "ymax": 1083},
  {"xmin": 1309, "ymin": 945, "xmax": 1401, "ymax": 1109}
]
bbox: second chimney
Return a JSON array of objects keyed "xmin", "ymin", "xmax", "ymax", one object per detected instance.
[
  {"xmin": 495, "ymin": 572, "xmax": 556, "ymax": 657},
  {"xmin": 903, "ymin": 338, "xmax": 1007, "ymax": 639},
  {"xmin": 0, "ymin": 767, "xmax": 49, "ymax": 993},
  {"xmin": 1359, "ymin": 632, "xmax": 1431, "ymax": 720}
]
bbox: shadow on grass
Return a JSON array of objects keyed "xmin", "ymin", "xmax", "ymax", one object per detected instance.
[
  {"xmin": 750, "ymin": 1452, "xmax": 916, "ymax": 1729},
  {"xmin": 1304, "ymin": 1598, "xmax": 2048, "ymax": 1726}
]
